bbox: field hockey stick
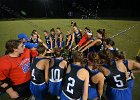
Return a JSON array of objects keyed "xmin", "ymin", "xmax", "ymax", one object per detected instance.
[
  {"xmin": 136, "ymin": 49, "xmax": 140, "ymax": 62},
  {"xmin": 136, "ymin": 49, "xmax": 140, "ymax": 56},
  {"xmin": 110, "ymin": 26, "xmax": 135, "ymax": 39}
]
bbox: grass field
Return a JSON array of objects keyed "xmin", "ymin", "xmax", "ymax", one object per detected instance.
[{"xmin": 0, "ymin": 19, "xmax": 140, "ymax": 100}]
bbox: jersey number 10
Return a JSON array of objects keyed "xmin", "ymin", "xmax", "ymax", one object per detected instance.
[{"xmin": 51, "ymin": 69, "xmax": 60, "ymax": 81}]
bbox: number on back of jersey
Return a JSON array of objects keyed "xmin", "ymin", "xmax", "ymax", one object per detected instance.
[
  {"xmin": 127, "ymin": 72, "xmax": 132, "ymax": 80},
  {"xmin": 50, "ymin": 69, "xmax": 61, "ymax": 81},
  {"xmin": 31, "ymin": 69, "xmax": 36, "ymax": 80},
  {"xmin": 113, "ymin": 74, "xmax": 124, "ymax": 87},
  {"xmin": 66, "ymin": 77, "xmax": 75, "ymax": 94}
]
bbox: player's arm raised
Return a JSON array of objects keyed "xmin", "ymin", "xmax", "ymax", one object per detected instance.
[
  {"xmin": 81, "ymin": 39, "xmax": 102, "ymax": 52},
  {"xmin": 128, "ymin": 60, "xmax": 140, "ymax": 70}
]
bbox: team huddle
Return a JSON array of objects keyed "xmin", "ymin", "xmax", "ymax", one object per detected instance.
[{"xmin": 0, "ymin": 22, "xmax": 140, "ymax": 100}]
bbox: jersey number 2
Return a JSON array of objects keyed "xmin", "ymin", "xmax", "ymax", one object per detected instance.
[{"xmin": 66, "ymin": 77, "xmax": 75, "ymax": 94}]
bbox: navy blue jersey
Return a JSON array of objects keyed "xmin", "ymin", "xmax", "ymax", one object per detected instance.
[
  {"xmin": 104, "ymin": 62, "xmax": 128, "ymax": 89},
  {"xmin": 30, "ymin": 57, "xmax": 50, "ymax": 99},
  {"xmin": 31, "ymin": 57, "xmax": 50, "ymax": 84},
  {"xmin": 56, "ymin": 33, "xmax": 64, "ymax": 48},
  {"xmin": 49, "ymin": 58, "xmax": 66, "ymax": 82},
  {"xmin": 45, "ymin": 36, "xmax": 51, "ymax": 45},
  {"xmin": 50, "ymin": 34, "xmax": 56, "ymax": 46},
  {"xmin": 49, "ymin": 58, "xmax": 66, "ymax": 96},
  {"xmin": 85, "ymin": 66, "xmax": 99, "ymax": 88},
  {"xmin": 89, "ymin": 44, "xmax": 102, "ymax": 53},
  {"xmin": 57, "ymin": 33, "xmax": 63, "ymax": 42},
  {"xmin": 74, "ymin": 30, "xmax": 82, "ymax": 45},
  {"xmin": 105, "ymin": 61, "xmax": 131, "ymax": 100},
  {"xmin": 74, "ymin": 30, "xmax": 82, "ymax": 39},
  {"xmin": 30, "ymin": 38, "xmax": 38, "ymax": 43},
  {"xmin": 93, "ymin": 43, "xmax": 102, "ymax": 52},
  {"xmin": 66, "ymin": 34, "xmax": 72, "ymax": 43},
  {"xmin": 62, "ymin": 64, "xmax": 84, "ymax": 99},
  {"xmin": 65, "ymin": 34, "xmax": 72, "ymax": 48},
  {"xmin": 123, "ymin": 60, "xmax": 134, "ymax": 91},
  {"xmin": 29, "ymin": 38, "xmax": 39, "ymax": 49},
  {"xmin": 85, "ymin": 66, "xmax": 99, "ymax": 99},
  {"xmin": 89, "ymin": 38, "xmax": 102, "ymax": 52}
]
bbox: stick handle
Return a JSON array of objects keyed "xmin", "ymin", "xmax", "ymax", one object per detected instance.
[{"xmin": 137, "ymin": 49, "xmax": 140, "ymax": 56}]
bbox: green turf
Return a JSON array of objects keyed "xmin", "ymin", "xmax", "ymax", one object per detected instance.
[
  {"xmin": 0, "ymin": 19, "xmax": 140, "ymax": 99},
  {"xmin": 0, "ymin": 19, "xmax": 139, "ymax": 58}
]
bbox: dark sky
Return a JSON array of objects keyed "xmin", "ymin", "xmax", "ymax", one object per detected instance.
[{"xmin": 0, "ymin": 0, "xmax": 139, "ymax": 18}]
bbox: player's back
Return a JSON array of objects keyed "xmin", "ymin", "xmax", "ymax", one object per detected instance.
[
  {"xmin": 49, "ymin": 58, "xmax": 66, "ymax": 96},
  {"xmin": 85, "ymin": 66, "xmax": 99, "ymax": 99},
  {"xmin": 61, "ymin": 64, "xmax": 85, "ymax": 100},
  {"xmin": 104, "ymin": 61, "xmax": 132, "ymax": 100}
]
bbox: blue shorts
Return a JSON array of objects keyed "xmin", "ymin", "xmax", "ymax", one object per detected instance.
[
  {"xmin": 106, "ymin": 86, "xmax": 132, "ymax": 100},
  {"xmin": 128, "ymin": 79, "xmax": 134, "ymax": 91},
  {"xmin": 30, "ymin": 81, "xmax": 48, "ymax": 100},
  {"xmin": 57, "ymin": 41, "xmax": 65, "ymax": 48},
  {"xmin": 88, "ymin": 86, "xmax": 98, "ymax": 99},
  {"xmin": 49, "ymin": 81, "xmax": 62, "ymax": 96},
  {"xmin": 60, "ymin": 91, "xmax": 81, "ymax": 100}
]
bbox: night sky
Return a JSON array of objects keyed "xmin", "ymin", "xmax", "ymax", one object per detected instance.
[{"xmin": 0, "ymin": 0, "xmax": 139, "ymax": 18}]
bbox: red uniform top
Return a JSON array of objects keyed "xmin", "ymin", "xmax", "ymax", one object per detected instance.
[
  {"xmin": 0, "ymin": 48, "xmax": 37, "ymax": 85},
  {"xmin": 78, "ymin": 33, "xmax": 88, "ymax": 46}
]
